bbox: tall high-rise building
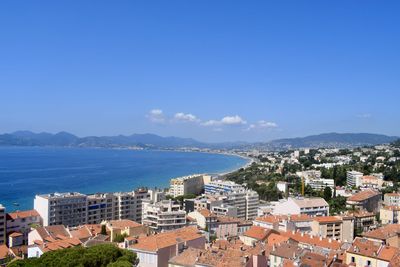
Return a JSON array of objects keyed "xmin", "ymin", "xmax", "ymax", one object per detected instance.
[{"xmin": 34, "ymin": 192, "xmax": 88, "ymax": 227}]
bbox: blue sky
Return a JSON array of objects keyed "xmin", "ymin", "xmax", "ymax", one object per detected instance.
[{"xmin": 0, "ymin": 1, "xmax": 399, "ymax": 142}]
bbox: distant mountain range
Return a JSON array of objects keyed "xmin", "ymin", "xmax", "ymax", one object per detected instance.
[
  {"xmin": 0, "ymin": 131, "xmax": 398, "ymax": 150},
  {"xmin": 255, "ymin": 133, "xmax": 399, "ymax": 150}
]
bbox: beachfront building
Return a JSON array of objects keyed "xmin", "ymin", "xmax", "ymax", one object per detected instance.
[
  {"xmin": 6, "ymin": 210, "xmax": 42, "ymax": 245},
  {"xmin": 34, "ymin": 192, "xmax": 88, "ymax": 227},
  {"xmin": 204, "ymin": 180, "xmax": 244, "ymax": 194},
  {"xmin": 169, "ymin": 174, "xmax": 211, "ymax": 198},
  {"xmin": 272, "ymin": 197, "xmax": 329, "ymax": 217},
  {"xmin": 0, "ymin": 205, "xmax": 5, "ymax": 245},
  {"xmin": 142, "ymin": 200, "xmax": 186, "ymax": 232}
]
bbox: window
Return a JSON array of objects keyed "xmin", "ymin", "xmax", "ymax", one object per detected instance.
[
  {"xmin": 351, "ymin": 256, "xmax": 355, "ymax": 263},
  {"xmin": 367, "ymin": 260, "xmax": 371, "ymax": 266}
]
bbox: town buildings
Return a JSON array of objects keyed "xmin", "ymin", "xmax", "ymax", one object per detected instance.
[
  {"xmin": 347, "ymin": 170, "xmax": 363, "ymax": 188},
  {"xmin": 34, "ymin": 192, "xmax": 88, "ymax": 227},
  {"xmin": 6, "ymin": 210, "xmax": 42, "ymax": 245},
  {"xmin": 169, "ymin": 174, "xmax": 211, "ymax": 198},
  {"xmin": 384, "ymin": 192, "xmax": 400, "ymax": 206},
  {"xmin": 310, "ymin": 215, "xmax": 354, "ymax": 242},
  {"xmin": 346, "ymin": 189, "xmax": 382, "ymax": 213},
  {"xmin": 142, "ymin": 200, "xmax": 186, "ymax": 232},
  {"xmin": 380, "ymin": 206, "xmax": 400, "ymax": 225},
  {"xmin": 271, "ymin": 197, "xmax": 329, "ymax": 216},
  {"xmin": 128, "ymin": 226, "xmax": 205, "ymax": 267}
]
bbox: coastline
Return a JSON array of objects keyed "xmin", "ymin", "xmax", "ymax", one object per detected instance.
[{"xmin": 0, "ymin": 147, "xmax": 249, "ymax": 211}]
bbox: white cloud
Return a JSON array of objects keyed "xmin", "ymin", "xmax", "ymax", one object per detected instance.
[
  {"xmin": 202, "ymin": 115, "xmax": 247, "ymax": 126},
  {"xmin": 245, "ymin": 120, "xmax": 278, "ymax": 131},
  {"xmin": 174, "ymin": 112, "xmax": 199, "ymax": 122},
  {"xmin": 258, "ymin": 120, "xmax": 278, "ymax": 128},
  {"xmin": 146, "ymin": 109, "xmax": 165, "ymax": 123}
]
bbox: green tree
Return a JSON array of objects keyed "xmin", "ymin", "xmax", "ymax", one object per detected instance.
[
  {"xmin": 323, "ymin": 186, "xmax": 332, "ymax": 202},
  {"xmin": 8, "ymin": 244, "xmax": 136, "ymax": 267}
]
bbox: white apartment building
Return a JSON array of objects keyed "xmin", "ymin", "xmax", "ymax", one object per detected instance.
[
  {"xmin": 34, "ymin": 192, "xmax": 88, "ymax": 227},
  {"xmin": 0, "ymin": 205, "xmax": 5, "ymax": 245},
  {"xmin": 169, "ymin": 174, "xmax": 210, "ymax": 197},
  {"xmin": 306, "ymin": 178, "xmax": 335, "ymax": 191},
  {"xmin": 114, "ymin": 189, "xmax": 150, "ymax": 223},
  {"xmin": 384, "ymin": 193, "xmax": 400, "ymax": 206},
  {"xmin": 347, "ymin": 171, "xmax": 363, "ymax": 188},
  {"xmin": 272, "ymin": 197, "xmax": 329, "ymax": 217},
  {"xmin": 210, "ymin": 204, "xmax": 237, "ymax": 217},
  {"xmin": 245, "ymin": 190, "xmax": 259, "ymax": 220},
  {"xmin": 87, "ymin": 193, "xmax": 116, "ymax": 224},
  {"xmin": 142, "ymin": 200, "xmax": 186, "ymax": 232},
  {"xmin": 204, "ymin": 180, "xmax": 244, "ymax": 194}
]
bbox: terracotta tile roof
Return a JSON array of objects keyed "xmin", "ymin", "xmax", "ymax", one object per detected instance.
[
  {"xmin": 199, "ymin": 209, "xmax": 215, "ymax": 218},
  {"xmin": 6, "ymin": 209, "xmax": 40, "ymax": 220},
  {"xmin": 300, "ymin": 251, "xmax": 329, "ymax": 267},
  {"xmin": 267, "ymin": 233, "xmax": 290, "ymax": 246},
  {"xmin": 291, "ymin": 197, "xmax": 328, "ymax": 208},
  {"xmin": 347, "ymin": 189, "xmax": 380, "ymax": 202},
  {"xmin": 313, "ymin": 216, "xmax": 342, "ymax": 223},
  {"xmin": 196, "ymin": 238, "xmax": 266, "ymax": 267},
  {"xmin": 280, "ymin": 230, "xmax": 341, "ymax": 250},
  {"xmin": 347, "ymin": 237, "xmax": 382, "ymax": 257},
  {"xmin": 168, "ymin": 247, "xmax": 203, "ymax": 266},
  {"xmin": 243, "ymin": 226, "xmax": 276, "ymax": 241},
  {"xmin": 270, "ymin": 243, "xmax": 302, "ymax": 259},
  {"xmin": 130, "ymin": 226, "xmax": 204, "ymax": 252},
  {"xmin": 39, "ymin": 237, "xmax": 82, "ymax": 253},
  {"xmin": 378, "ymin": 246, "xmax": 400, "ymax": 261},
  {"xmin": 35, "ymin": 225, "xmax": 70, "ymax": 240},
  {"xmin": 362, "ymin": 224, "xmax": 400, "ymax": 240},
  {"xmin": 108, "ymin": 219, "xmax": 142, "ymax": 229},
  {"xmin": 0, "ymin": 245, "xmax": 10, "ymax": 260},
  {"xmin": 345, "ymin": 210, "xmax": 375, "ymax": 218},
  {"xmin": 69, "ymin": 226, "xmax": 93, "ymax": 241}
]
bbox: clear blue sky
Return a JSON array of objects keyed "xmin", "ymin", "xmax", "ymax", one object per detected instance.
[{"xmin": 1, "ymin": 1, "xmax": 399, "ymax": 142}]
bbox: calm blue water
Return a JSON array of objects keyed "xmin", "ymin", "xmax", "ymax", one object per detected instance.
[{"xmin": 0, "ymin": 147, "xmax": 248, "ymax": 211}]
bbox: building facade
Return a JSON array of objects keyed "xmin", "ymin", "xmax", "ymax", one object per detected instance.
[
  {"xmin": 142, "ymin": 200, "xmax": 186, "ymax": 232},
  {"xmin": 347, "ymin": 171, "xmax": 363, "ymax": 188},
  {"xmin": 34, "ymin": 192, "xmax": 88, "ymax": 227},
  {"xmin": 169, "ymin": 174, "xmax": 210, "ymax": 198},
  {"xmin": 6, "ymin": 210, "xmax": 42, "ymax": 245}
]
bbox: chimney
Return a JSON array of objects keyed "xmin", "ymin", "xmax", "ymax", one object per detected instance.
[
  {"xmin": 329, "ymin": 238, "xmax": 332, "ymax": 243},
  {"xmin": 319, "ymin": 236, "xmax": 322, "ymax": 241}
]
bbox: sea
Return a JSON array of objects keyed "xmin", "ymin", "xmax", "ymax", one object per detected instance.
[{"xmin": 0, "ymin": 146, "xmax": 248, "ymax": 211}]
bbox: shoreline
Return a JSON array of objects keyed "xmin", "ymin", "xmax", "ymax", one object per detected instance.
[{"xmin": 0, "ymin": 147, "xmax": 250, "ymax": 211}]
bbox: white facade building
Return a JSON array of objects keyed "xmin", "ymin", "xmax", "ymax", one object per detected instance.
[
  {"xmin": 306, "ymin": 178, "xmax": 335, "ymax": 191},
  {"xmin": 169, "ymin": 174, "xmax": 210, "ymax": 197},
  {"xmin": 347, "ymin": 171, "xmax": 363, "ymax": 188},
  {"xmin": 142, "ymin": 200, "xmax": 186, "ymax": 232},
  {"xmin": 272, "ymin": 197, "xmax": 329, "ymax": 217},
  {"xmin": 34, "ymin": 192, "xmax": 88, "ymax": 227},
  {"xmin": 204, "ymin": 180, "xmax": 244, "ymax": 194}
]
